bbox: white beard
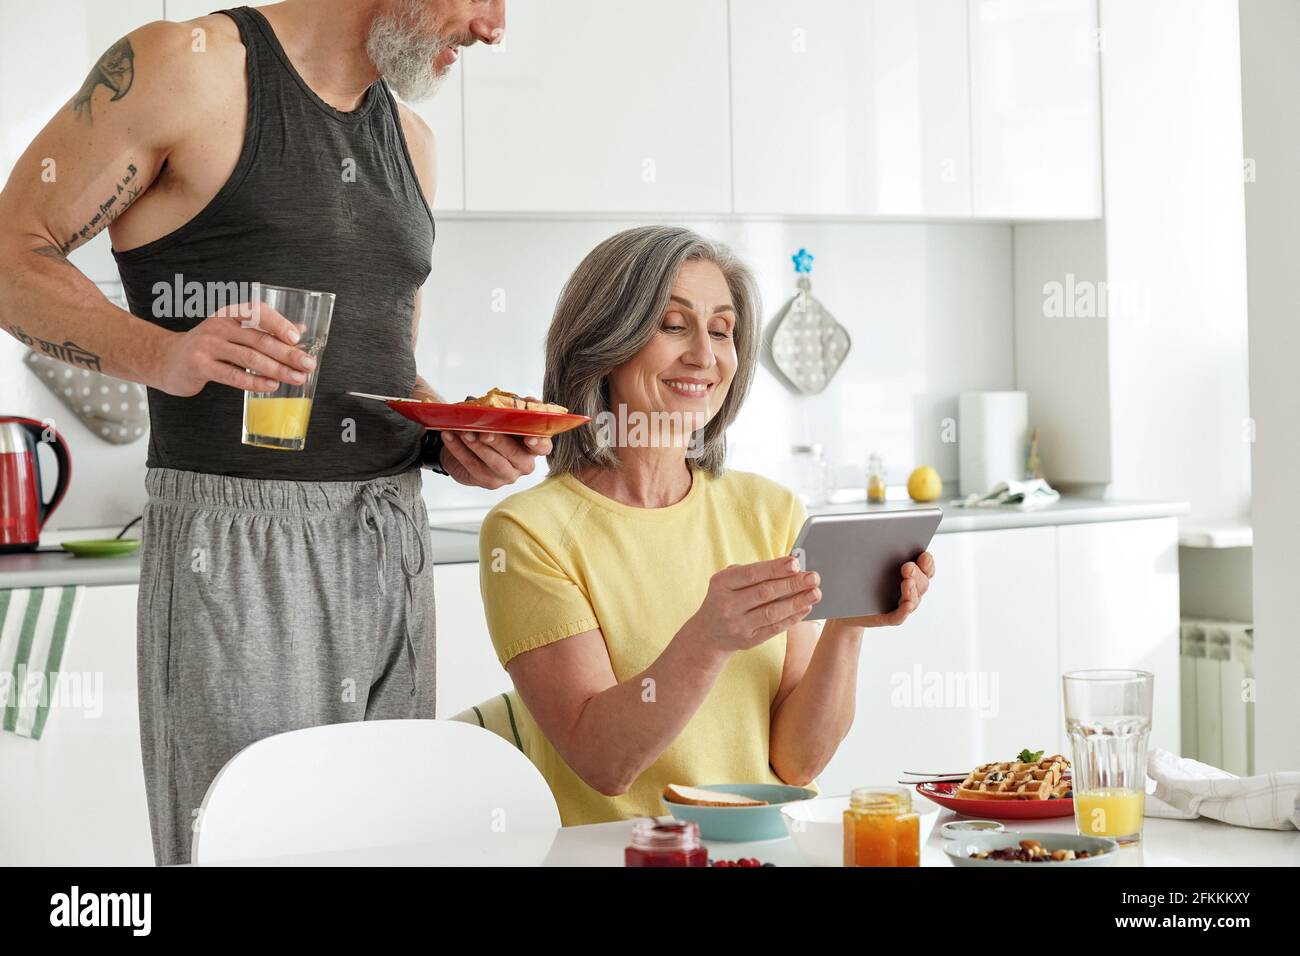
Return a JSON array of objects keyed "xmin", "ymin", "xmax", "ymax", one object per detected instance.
[{"xmin": 366, "ymin": 0, "xmax": 454, "ymax": 102}]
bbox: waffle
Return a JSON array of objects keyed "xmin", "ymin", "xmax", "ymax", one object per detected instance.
[
  {"xmin": 955, "ymin": 754, "xmax": 1072, "ymax": 801},
  {"xmin": 459, "ymin": 387, "xmax": 568, "ymax": 415}
]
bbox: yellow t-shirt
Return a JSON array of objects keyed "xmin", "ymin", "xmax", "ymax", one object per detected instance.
[{"xmin": 478, "ymin": 467, "xmax": 808, "ymax": 826}]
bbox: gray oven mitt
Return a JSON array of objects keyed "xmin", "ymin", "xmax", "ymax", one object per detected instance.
[{"xmin": 20, "ymin": 280, "xmax": 148, "ymax": 445}]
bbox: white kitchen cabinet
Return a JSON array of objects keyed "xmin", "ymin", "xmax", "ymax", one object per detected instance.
[
  {"xmin": 433, "ymin": 560, "xmax": 510, "ymax": 718},
  {"xmin": 0, "ymin": 585, "xmax": 152, "ymax": 866},
  {"xmin": 406, "ymin": 66, "xmax": 465, "ymax": 212},
  {"xmin": 165, "ymin": 0, "xmax": 271, "ymax": 21},
  {"xmin": 731, "ymin": 0, "xmax": 971, "ymax": 217},
  {"xmin": 462, "ymin": 0, "xmax": 732, "ymax": 213},
  {"xmin": 1056, "ymin": 518, "xmax": 1181, "ymax": 755},
  {"xmin": 819, "ymin": 526, "xmax": 1060, "ymax": 794},
  {"xmin": 969, "ymin": 0, "xmax": 1103, "ymax": 218}
]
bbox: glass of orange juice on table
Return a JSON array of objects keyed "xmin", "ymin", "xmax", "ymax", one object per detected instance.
[
  {"xmin": 241, "ymin": 284, "xmax": 335, "ymax": 451},
  {"xmin": 1063, "ymin": 669, "xmax": 1154, "ymax": 846}
]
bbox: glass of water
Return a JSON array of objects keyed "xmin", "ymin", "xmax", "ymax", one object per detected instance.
[
  {"xmin": 241, "ymin": 284, "xmax": 335, "ymax": 451},
  {"xmin": 1063, "ymin": 669, "xmax": 1154, "ymax": 846}
]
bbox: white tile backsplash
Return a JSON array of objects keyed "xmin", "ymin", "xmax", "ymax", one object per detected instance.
[{"xmin": 416, "ymin": 217, "xmax": 1014, "ymax": 512}]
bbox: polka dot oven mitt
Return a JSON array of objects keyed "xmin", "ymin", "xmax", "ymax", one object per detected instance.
[{"xmin": 22, "ymin": 351, "xmax": 148, "ymax": 445}]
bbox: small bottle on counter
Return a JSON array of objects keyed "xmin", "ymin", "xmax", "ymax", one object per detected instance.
[
  {"xmin": 792, "ymin": 443, "xmax": 831, "ymax": 507},
  {"xmin": 843, "ymin": 786, "xmax": 920, "ymax": 867},
  {"xmin": 866, "ymin": 452, "xmax": 887, "ymax": 504},
  {"xmin": 624, "ymin": 819, "xmax": 708, "ymax": 867}
]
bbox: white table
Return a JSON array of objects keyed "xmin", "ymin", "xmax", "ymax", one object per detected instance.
[
  {"xmin": 197, "ymin": 811, "xmax": 1299, "ymax": 866},
  {"xmin": 542, "ymin": 811, "xmax": 1300, "ymax": 867}
]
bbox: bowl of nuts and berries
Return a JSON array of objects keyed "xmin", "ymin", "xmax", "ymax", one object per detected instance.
[{"xmin": 943, "ymin": 832, "xmax": 1118, "ymax": 867}]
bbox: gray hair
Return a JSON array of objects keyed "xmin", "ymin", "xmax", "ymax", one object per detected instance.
[
  {"xmin": 366, "ymin": 0, "xmax": 453, "ymax": 102},
  {"xmin": 544, "ymin": 226, "xmax": 761, "ymax": 478}
]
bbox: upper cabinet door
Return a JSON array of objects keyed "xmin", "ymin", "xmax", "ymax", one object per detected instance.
[
  {"xmin": 969, "ymin": 0, "xmax": 1102, "ymax": 219},
  {"xmin": 730, "ymin": 0, "xmax": 971, "ymax": 217},
  {"xmin": 462, "ymin": 0, "xmax": 732, "ymax": 214},
  {"xmin": 403, "ymin": 65, "xmax": 465, "ymax": 212}
]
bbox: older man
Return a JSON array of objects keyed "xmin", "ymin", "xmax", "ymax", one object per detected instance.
[{"xmin": 0, "ymin": 0, "xmax": 530, "ymax": 865}]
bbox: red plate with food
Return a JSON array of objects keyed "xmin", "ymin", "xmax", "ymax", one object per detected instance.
[
  {"xmin": 915, "ymin": 750, "xmax": 1075, "ymax": 820},
  {"xmin": 916, "ymin": 781, "xmax": 1074, "ymax": 820},
  {"xmin": 349, "ymin": 388, "xmax": 590, "ymax": 438}
]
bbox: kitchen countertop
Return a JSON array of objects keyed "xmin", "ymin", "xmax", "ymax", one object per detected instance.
[{"xmin": 1, "ymin": 496, "xmax": 1187, "ymax": 591}]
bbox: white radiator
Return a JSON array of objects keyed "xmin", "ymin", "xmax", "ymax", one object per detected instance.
[{"xmin": 1179, "ymin": 619, "xmax": 1254, "ymax": 775}]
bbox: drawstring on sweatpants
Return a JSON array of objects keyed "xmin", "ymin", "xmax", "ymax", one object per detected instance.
[{"xmin": 357, "ymin": 481, "xmax": 427, "ymax": 697}]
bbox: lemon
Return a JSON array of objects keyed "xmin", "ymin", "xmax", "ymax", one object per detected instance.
[{"xmin": 907, "ymin": 466, "xmax": 942, "ymax": 502}]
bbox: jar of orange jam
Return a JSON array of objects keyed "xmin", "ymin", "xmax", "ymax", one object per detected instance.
[{"xmin": 843, "ymin": 787, "xmax": 921, "ymax": 867}]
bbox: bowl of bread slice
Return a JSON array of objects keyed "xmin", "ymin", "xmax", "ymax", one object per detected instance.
[{"xmin": 661, "ymin": 783, "xmax": 816, "ymax": 842}]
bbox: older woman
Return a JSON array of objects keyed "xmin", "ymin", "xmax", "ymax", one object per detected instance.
[{"xmin": 476, "ymin": 225, "xmax": 935, "ymax": 825}]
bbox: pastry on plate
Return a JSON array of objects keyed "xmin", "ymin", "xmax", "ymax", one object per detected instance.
[{"xmin": 459, "ymin": 387, "xmax": 569, "ymax": 415}]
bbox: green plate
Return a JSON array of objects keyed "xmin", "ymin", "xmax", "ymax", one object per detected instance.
[{"xmin": 61, "ymin": 539, "xmax": 141, "ymax": 559}]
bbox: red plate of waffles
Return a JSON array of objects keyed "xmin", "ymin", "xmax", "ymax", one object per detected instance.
[
  {"xmin": 349, "ymin": 392, "xmax": 591, "ymax": 439},
  {"xmin": 915, "ymin": 753, "xmax": 1075, "ymax": 820}
]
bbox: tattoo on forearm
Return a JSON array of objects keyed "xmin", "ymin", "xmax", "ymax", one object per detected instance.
[
  {"xmin": 72, "ymin": 38, "xmax": 136, "ymax": 123},
  {"xmin": 32, "ymin": 245, "xmax": 75, "ymax": 267},
  {"xmin": 58, "ymin": 163, "xmax": 141, "ymax": 255},
  {"xmin": 7, "ymin": 325, "xmax": 102, "ymax": 372}
]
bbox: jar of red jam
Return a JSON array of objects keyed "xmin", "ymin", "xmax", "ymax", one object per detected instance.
[{"xmin": 624, "ymin": 820, "xmax": 708, "ymax": 867}]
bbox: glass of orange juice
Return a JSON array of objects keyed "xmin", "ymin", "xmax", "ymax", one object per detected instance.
[
  {"xmin": 1064, "ymin": 669, "xmax": 1154, "ymax": 846},
  {"xmin": 241, "ymin": 284, "xmax": 335, "ymax": 451}
]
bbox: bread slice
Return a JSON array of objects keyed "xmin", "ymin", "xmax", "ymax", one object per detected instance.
[{"xmin": 662, "ymin": 784, "xmax": 768, "ymax": 808}]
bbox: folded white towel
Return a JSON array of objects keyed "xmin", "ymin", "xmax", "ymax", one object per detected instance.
[
  {"xmin": 1145, "ymin": 748, "xmax": 1300, "ymax": 831},
  {"xmin": 958, "ymin": 478, "xmax": 1061, "ymax": 510}
]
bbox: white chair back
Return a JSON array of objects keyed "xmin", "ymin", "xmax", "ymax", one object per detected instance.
[{"xmin": 192, "ymin": 719, "xmax": 560, "ymax": 865}]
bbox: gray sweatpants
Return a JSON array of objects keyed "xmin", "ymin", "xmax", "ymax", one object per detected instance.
[{"xmin": 136, "ymin": 467, "xmax": 436, "ymax": 866}]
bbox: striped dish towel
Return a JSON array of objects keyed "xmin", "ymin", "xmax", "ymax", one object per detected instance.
[
  {"xmin": 0, "ymin": 586, "xmax": 82, "ymax": 740},
  {"xmin": 1145, "ymin": 748, "xmax": 1300, "ymax": 830}
]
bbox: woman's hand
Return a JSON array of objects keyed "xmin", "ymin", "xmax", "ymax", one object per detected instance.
[
  {"xmin": 831, "ymin": 550, "xmax": 936, "ymax": 629},
  {"xmin": 685, "ymin": 556, "xmax": 821, "ymax": 653}
]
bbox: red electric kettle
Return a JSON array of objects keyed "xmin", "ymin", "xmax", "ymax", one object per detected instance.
[{"xmin": 0, "ymin": 417, "xmax": 72, "ymax": 553}]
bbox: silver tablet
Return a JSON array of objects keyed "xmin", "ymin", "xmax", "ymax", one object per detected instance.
[{"xmin": 791, "ymin": 508, "xmax": 942, "ymax": 620}]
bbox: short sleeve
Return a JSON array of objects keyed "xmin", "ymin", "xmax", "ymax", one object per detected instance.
[{"xmin": 478, "ymin": 510, "xmax": 600, "ymax": 668}]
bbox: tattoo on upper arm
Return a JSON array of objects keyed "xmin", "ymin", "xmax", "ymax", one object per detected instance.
[
  {"xmin": 58, "ymin": 163, "xmax": 142, "ymax": 255},
  {"xmin": 72, "ymin": 38, "xmax": 136, "ymax": 123},
  {"xmin": 7, "ymin": 325, "xmax": 102, "ymax": 372}
]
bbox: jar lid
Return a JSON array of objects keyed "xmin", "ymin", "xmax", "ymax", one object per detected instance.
[
  {"xmin": 848, "ymin": 786, "xmax": 912, "ymax": 813},
  {"xmin": 941, "ymin": 819, "xmax": 1005, "ymax": 838},
  {"xmin": 629, "ymin": 818, "xmax": 701, "ymax": 849}
]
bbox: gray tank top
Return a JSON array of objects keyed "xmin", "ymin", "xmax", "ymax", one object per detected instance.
[{"xmin": 114, "ymin": 6, "xmax": 433, "ymax": 481}]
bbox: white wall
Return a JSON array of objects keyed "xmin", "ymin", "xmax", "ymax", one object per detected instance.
[
  {"xmin": 1239, "ymin": 0, "xmax": 1300, "ymax": 773},
  {"xmin": 1095, "ymin": 0, "xmax": 1252, "ymax": 520},
  {"xmin": 415, "ymin": 218, "xmax": 1015, "ymax": 512}
]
